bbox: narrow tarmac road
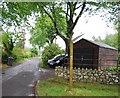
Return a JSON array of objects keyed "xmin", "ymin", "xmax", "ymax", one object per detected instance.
[{"xmin": 2, "ymin": 57, "xmax": 55, "ymax": 97}]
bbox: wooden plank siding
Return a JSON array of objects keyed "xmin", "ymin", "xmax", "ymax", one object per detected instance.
[
  {"xmin": 73, "ymin": 39, "xmax": 99, "ymax": 69},
  {"xmin": 99, "ymin": 47, "xmax": 118, "ymax": 69},
  {"xmin": 72, "ymin": 38, "xmax": 118, "ymax": 69}
]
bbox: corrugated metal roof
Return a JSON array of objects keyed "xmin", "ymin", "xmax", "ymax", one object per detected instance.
[{"xmin": 74, "ymin": 38, "xmax": 118, "ymax": 50}]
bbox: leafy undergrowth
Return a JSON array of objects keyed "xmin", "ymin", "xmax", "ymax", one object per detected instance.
[{"xmin": 37, "ymin": 77, "xmax": 118, "ymax": 96}]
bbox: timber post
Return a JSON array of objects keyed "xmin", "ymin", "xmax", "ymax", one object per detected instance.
[{"xmin": 69, "ymin": 40, "xmax": 73, "ymax": 89}]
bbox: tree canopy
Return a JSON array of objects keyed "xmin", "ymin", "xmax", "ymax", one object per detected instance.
[
  {"xmin": 29, "ymin": 13, "xmax": 66, "ymax": 48},
  {"xmin": 2, "ymin": 31, "xmax": 23, "ymax": 56},
  {"xmin": 2, "ymin": 2, "xmax": 119, "ymax": 45},
  {"xmin": 93, "ymin": 32, "xmax": 118, "ymax": 49}
]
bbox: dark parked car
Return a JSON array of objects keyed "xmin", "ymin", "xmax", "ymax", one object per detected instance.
[{"xmin": 48, "ymin": 54, "xmax": 68, "ymax": 67}]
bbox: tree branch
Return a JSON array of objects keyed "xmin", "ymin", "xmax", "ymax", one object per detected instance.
[
  {"xmin": 70, "ymin": 1, "xmax": 86, "ymax": 32},
  {"xmin": 66, "ymin": 3, "xmax": 69, "ymax": 23},
  {"xmin": 69, "ymin": 2, "xmax": 74, "ymax": 22},
  {"xmin": 41, "ymin": 3, "xmax": 67, "ymax": 40},
  {"xmin": 41, "ymin": 3, "xmax": 55, "ymax": 25},
  {"xmin": 75, "ymin": 4, "xmax": 83, "ymax": 10},
  {"xmin": 73, "ymin": 2, "xmax": 78, "ymax": 11}
]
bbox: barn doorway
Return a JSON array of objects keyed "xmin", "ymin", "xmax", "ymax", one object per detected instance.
[{"xmin": 74, "ymin": 48, "xmax": 94, "ymax": 69}]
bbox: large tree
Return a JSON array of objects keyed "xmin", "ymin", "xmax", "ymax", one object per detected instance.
[
  {"xmin": 29, "ymin": 14, "xmax": 66, "ymax": 49},
  {"xmin": 2, "ymin": 31, "xmax": 22, "ymax": 56}
]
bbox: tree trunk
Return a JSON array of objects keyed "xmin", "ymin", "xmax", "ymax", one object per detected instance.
[{"xmin": 64, "ymin": 38, "xmax": 69, "ymax": 54}]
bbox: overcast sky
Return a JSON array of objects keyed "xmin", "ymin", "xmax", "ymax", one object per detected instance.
[{"xmin": 54, "ymin": 15, "xmax": 116, "ymax": 49}]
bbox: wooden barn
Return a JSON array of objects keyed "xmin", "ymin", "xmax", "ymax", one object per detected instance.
[{"xmin": 73, "ymin": 38, "xmax": 118, "ymax": 69}]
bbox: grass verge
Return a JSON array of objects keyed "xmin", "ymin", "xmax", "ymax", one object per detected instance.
[
  {"xmin": 37, "ymin": 77, "xmax": 118, "ymax": 96},
  {"xmin": 0, "ymin": 57, "xmax": 33, "ymax": 71},
  {"xmin": 13, "ymin": 57, "xmax": 33, "ymax": 65}
]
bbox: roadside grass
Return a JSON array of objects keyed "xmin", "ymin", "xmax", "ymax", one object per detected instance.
[
  {"xmin": 1, "ymin": 64, "xmax": 9, "ymax": 71},
  {"xmin": 37, "ymin": 77, "xmax": 118, "ymax": 96},
  {"xmin": 13, "ymin": 57, "xmax": 33, "ymax": 65},
  {"xmin": 0, "ymin": 57, "xmax": 33, "ymax": 71}
]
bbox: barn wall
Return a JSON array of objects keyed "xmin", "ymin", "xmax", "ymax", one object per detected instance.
[
  {"xmin": 99, "ymin": 47, "xmax": 118, "ymax": 68},
  {"xmin": 73, "ymin": 39, "xmax": 99, "ymax": 69}
]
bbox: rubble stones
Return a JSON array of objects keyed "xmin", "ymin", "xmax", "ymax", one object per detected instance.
[{"xmin": 55, "ymin": 66, "xmax": 119, "ymax": 84}]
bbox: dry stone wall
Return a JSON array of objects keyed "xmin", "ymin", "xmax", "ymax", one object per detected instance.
[{"xmin": 55, "ymin": 66, "xmax": 119, "ymax": 84}]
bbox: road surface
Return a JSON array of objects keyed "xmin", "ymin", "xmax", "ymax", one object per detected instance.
[{"xmin": 1, "ymin": 58, "xmax": 55, "ymax": 97}]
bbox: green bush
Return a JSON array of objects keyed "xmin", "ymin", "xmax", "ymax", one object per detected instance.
[
  {"xmin": 31, "ymin": 48, "xmax": 38, "ymax": 57},
  {"xmin": 105, "ymin": 66, "xmax": 120, "ymax": 71},
  {"xmin": 12, "ymin": 48, "xmax": 32, "ymax": 62},
  {"xmin": 2, "ymin": 52, "xmax": 8, "ymax": 64},
  {"xmin": 41, "ymin": 43, "xmax": 64, "ymax": 68}
]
